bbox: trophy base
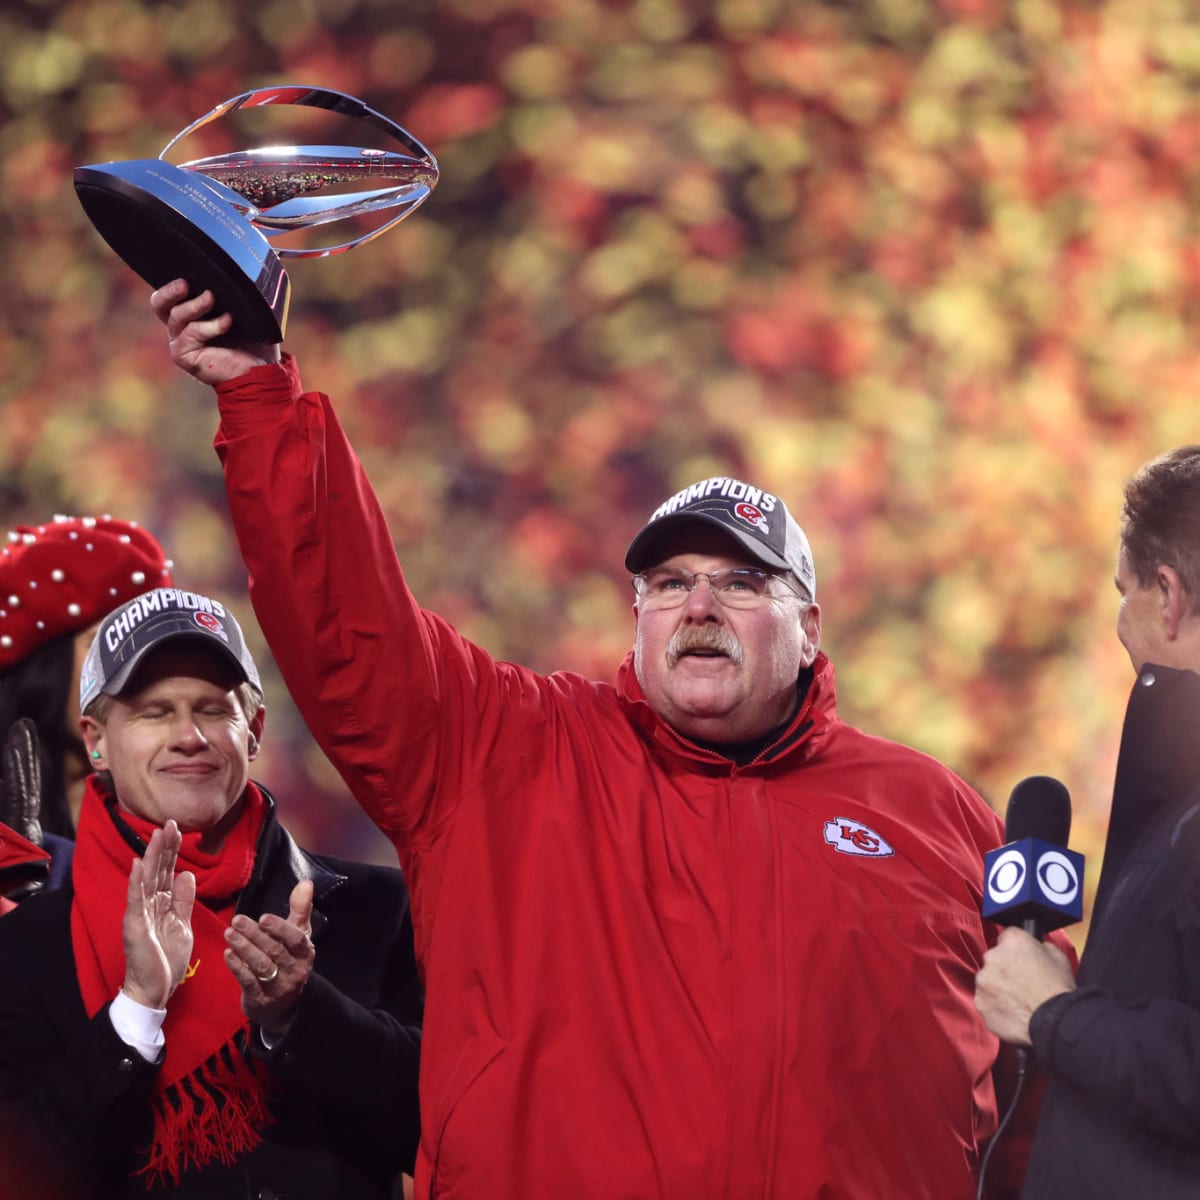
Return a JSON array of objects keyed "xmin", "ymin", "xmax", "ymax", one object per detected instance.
[{"xmin": 75, "ymin": 161, "xmax": 290, "ymax": 343}]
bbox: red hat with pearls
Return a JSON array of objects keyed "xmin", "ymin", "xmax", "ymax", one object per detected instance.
[{"xmin": 0, "ymin": 515, "xmax": 174, "ymax": 672}]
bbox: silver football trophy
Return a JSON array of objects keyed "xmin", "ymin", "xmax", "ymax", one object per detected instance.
[{"xmin": 74, "ymin": 85, "xmax": 439, "ymax": 342}]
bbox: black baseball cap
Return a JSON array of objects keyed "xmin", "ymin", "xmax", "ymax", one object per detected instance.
[
  {"xmin": 625, "ymin": 475, "xmax": 816, "ymax": 598},
  {"xmin": 80, "ymin": 587, "xmax": 261, "ymax": 712}
]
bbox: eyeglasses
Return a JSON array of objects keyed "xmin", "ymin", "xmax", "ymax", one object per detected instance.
[{"xmin": 631, "ymin": 566, "xmax": 805, "ymax": 610}]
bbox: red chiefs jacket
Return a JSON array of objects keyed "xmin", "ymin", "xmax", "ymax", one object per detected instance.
[{"xmin": 214, "ymin": 357, "xmax": 1039, "ymax": 1199}]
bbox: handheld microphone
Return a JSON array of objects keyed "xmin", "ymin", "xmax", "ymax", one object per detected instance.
[
  {"xmin": 982, "ymin": 775, "xmax": 1084, "ymax": 936},
  {"xmin": 976, "ymin": 776, "xmax": 1084, "ymax": 1200}
]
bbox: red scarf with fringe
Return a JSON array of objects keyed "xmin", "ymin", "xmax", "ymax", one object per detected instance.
[{"xmin": 70, "ymin": 776, "xmax": 272, "ymax": 1188}]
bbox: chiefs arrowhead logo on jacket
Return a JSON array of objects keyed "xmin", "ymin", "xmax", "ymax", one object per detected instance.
[{"xmin": 823, "ymin": 817, "xmax": 895, "ymax": 858}]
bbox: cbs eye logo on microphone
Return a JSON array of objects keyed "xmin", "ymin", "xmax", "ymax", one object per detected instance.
[{"xmin": 982, "ymin": 837, "xmax": 1084, "ymax": 933}]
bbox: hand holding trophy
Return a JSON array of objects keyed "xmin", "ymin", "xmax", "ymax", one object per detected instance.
[{"xmin": 75, "ymin": 85, "xmax": 438, "ymax": 342}]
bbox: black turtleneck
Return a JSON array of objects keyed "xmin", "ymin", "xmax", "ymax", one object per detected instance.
[{"xmin": 688, "ymin": 666, "xmax": 815, "ymax": 766}]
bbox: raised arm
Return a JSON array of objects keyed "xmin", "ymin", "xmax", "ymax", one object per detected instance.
[{"xmin": 148, "ymin": 281, "xmax": 556, "ymax": 961}]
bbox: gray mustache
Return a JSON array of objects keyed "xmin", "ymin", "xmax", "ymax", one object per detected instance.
[{"xmin": 666, "ymin": 625, "xmax": 745, "ymax": 668}]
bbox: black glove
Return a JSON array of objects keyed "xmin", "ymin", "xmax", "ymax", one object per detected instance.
[
  {"xmin": 0, "ymin": 718, "xmax": 48, "ymax": 901},
  {"xmin": 1, "ymin": 718, "xmax": 43, "ymax": 848}
]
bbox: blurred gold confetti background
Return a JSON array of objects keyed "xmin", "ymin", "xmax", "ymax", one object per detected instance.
[{"xmin": 5, "ymin": 0, "xmax": 1198, "ymax": 948}]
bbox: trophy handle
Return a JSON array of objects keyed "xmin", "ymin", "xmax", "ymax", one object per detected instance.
[{"xmin": 159, "ymin": 85, "xmax": 439, "ymax": 257}]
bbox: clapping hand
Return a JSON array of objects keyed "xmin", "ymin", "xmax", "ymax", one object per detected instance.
[
  {"xmin": 224, "ymin": 879, "xmax": 316, "ymax": 1039},
  {"xmin": 121, "ymin": 820, "xmax": 196, "ymax": 1010}
]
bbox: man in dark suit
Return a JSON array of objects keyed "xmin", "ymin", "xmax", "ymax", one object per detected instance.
[
  {"xmin": 0, "ymin": 586, "xmax": 422, "ymax": 1199},
  {"xmin": 975, "ymin": 446, "xmax": 1200, "ymax": 1197}
]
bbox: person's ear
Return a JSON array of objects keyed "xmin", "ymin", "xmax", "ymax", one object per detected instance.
[
  {"xmin": 1158, "ymin": 565, "xmax": 1188, "ymax": 640},
  {"xmin": 798, "ymin": 601, "xmax": 822, "ymax": 667},
  {"xmin": 247, "ymin": 706, "xmax": 266, "ymax": 760},
  {"xmin": 81, "ymin": 716, "xmax": 104, "ymax": 766}
]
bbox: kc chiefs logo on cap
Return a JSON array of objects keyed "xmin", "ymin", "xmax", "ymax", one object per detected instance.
[
  {"xmin": 193, "ymin": 611, "xmax": 229, "ymax": 643},
  {"xmin": 823, "ymin": 817, "xmax": 895, "ymax": 858},
  {"xmin": 733, "ymin": 501, "xmax": 769, "ymax": 534}
]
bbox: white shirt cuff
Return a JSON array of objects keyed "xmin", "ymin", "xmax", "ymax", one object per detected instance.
[{"xmin": 109, "ymin": 989, "xmax": 167, "ymax": 1062}]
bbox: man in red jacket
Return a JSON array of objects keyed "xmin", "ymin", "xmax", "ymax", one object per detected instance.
[{"xmin": 149, "ymin": 278, "xmax": 1054, "ymax": 1199}]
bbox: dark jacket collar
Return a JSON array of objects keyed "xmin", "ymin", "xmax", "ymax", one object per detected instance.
[
  {"xmin": 246, "ymin": 784, "xmax": 346, "ymax": 939},
  {"xmin": 1092, "ymin": 663, "xmax": 1200, "ymax": 927},
  {"xmin": 1110, "ymin": 664, "xmax": 1200, "ymax": 831}
]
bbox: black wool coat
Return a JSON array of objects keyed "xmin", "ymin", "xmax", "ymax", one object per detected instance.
[
  {"xmin": 0, "ymin": 788, "xmax": 422, "ymax": 1200},
  {"xmin": 1022, "ymin": 664, "xmax": 1200, "ymax": 1198}
]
